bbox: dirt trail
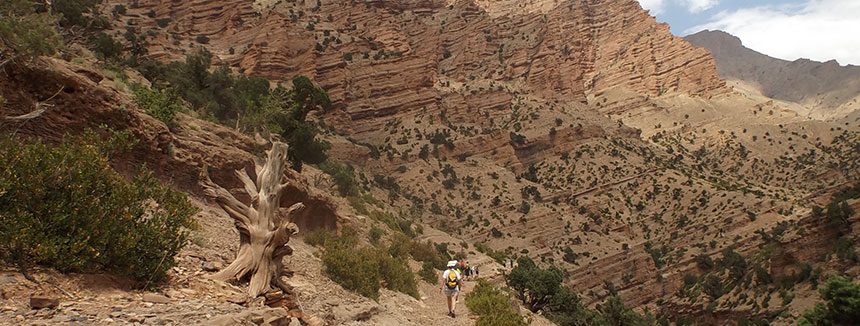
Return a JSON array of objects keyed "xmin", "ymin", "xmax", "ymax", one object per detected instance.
[{"xmin": 0, "ymin": 199, "xmax": 553, "ymax": 326}]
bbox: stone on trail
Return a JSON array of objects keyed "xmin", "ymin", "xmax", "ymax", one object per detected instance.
[
  {"xmin": 142, "ymin": 293, "xmax": 170, "ymax": 304},
  {"xmin": 29, "ymin": 295, "xmax": 59, "ymax": 309}
]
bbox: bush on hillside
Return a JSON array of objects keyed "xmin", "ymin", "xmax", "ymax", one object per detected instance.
[
  {"xmin": 506, "ymin": 256, "xmax": 564, "ymax": 312},
  {"xmin": 592, "ymin": 295, "xmax": 656, "ymax": 326},
  {"xmin": 798, "ymin": 275, "xmax": 860, "ymax": 326},
  {"xmin": 409, "ymin": 240, "xmax": 446, "ymax": 269},
  {"xmin": 0, "ymin": 129, "xmax": 198, "ymax": 286},
  {"xmin": 418, "ymin": 262, "xmax": 436, "ymax": 284},
  {"xmin": 91, "ymin": 32, "xmax": 123, "ymax": 60},
  {"xmin": 52, "ymin": 0, "xmax": 102, "ymax": 28},
  {"xmin": 133, "ymin": 86, "xmax": 183, "ymax": 129},
  {"xmin": 318, "ymin": 160, "xmax": 358, "ymax": 197},
  {"xmin": 303, "ymin": 228, "xmax": 335, "ymax": 247},
  {"xmin": 505, "ymin": 256, "xmax": 655, "ymax": 326},
  {"xmin": 140, "ymin": 52, "xmax": 331, "ymax": 169},
  {"xmin": 318, "ymin": 229, "xmax": 419, "ymax": 300},
  {"xmin": 466, "ymin": 280, "xmax": 527, "ymax": 326},
  {"xmin": 0, "ymin": 0, "xmax": 61, "ymax": 64}
]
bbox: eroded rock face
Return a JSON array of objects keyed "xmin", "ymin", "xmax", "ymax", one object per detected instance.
[{"xmin": 110, "ymin": 0, "xmax": 726, "ymax": 138}]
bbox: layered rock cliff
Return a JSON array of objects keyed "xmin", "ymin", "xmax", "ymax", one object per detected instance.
[{"xmin": 109, "ymin": 0, "xmax": 726, "ymax": 138}]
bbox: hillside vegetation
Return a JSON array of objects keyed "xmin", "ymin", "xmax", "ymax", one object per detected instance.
[{"xmin": 1, "ymin": 0, "xmax": 859, "ymax": 325}]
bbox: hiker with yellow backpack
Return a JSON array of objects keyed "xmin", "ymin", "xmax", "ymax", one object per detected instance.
[{"xmin": 441, "ymin": 260, "xmax": 462, "ymax": 318}]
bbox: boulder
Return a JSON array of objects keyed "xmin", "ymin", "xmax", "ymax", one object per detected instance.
[{"xmin": 29, "ymin": 295, "xmax": 59, "ymax": 309}]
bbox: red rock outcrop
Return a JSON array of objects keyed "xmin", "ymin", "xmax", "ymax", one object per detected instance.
[{"xmin": 107, "ymin": 0, "xmax": 727, "ymax": 139}]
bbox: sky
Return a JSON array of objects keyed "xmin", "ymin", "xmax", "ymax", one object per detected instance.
[{"xmin": 635, "ymin": 0, "xmax": 860, "ymax": 66}]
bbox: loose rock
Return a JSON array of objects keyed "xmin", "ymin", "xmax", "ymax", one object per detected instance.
[
  {"xmin": 142, "ymin": 293, "xmax": 170, "ymax": 304},
  {"xmin": 30, "ymin": 295, "xmax": 60, "ymax": 309},
  {"xmin": 202, "ymin": 261, "xmax": 223, "ymax": 272}
]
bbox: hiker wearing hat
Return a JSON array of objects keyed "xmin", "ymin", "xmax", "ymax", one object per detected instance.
[{"xmin": 441, "ymin": 260, "xmax": 462, "ymax": 318}]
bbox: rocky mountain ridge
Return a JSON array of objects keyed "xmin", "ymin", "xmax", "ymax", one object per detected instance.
[{"xmin": 685, "ymin": 30, "xmax": 860, "ymax": 120}]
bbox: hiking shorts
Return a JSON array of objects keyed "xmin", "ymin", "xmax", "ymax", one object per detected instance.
[{"xmin": 444, "ymin": 286, "xmax": 460, "ymax": 297}]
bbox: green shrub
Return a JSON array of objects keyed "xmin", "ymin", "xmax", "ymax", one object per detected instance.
[
  {"xmin": 702, "ymin": 274, "xmax": 724, "ymax": 299},
  {"xmin": 0, "ymin": 130, "xmax": 197, "ymax": 286},
  {"xmin": 303, "ymin": 228, "xmax": 334, "ymax": 247},
  {"xmin": 546, "ymin": 287, "xmax": 597, "ymax": 325},
  {"xmin": 504, "ymin": 256, "xmax": 653, "ymax": 326},
  {"xmin": 798, "ymin": 276, "xmax": 860, "ymax": 326},
  {"xmin": 143, "ymin": 53, "xmax": 330, "ymax": 168},
  {"xmin": 133, "ymin": 86, "xmax": 183, "ymax": 129},
  {"xmin": 321, "ymin": 230, "xmax": 419, "ymax": 300},
  {"xmin": 410, "ymin": 240, "xmax": 446, "ymax": 268},
  {"xmin": 718, "ymin": 247, "xmax": 747, "ymax": 281},
  {"xmin": 0, "ymin": 0, "xmax": 61, "ymax": 64},
  {"xmin": 53, "ymin": 0, "xmax": 101, "ymax": 28},
  {"xmin": 377, "ymin": 254, "xmax": 419, "ymax": 299},
  {"xmin": 369, "ymin": 225, "xmax": 385, "ymax": 244},
  {"xmin": 112, "ymin": 4, "xmax": 127, "ymax": 16},
  {"xmin": 466, "ymin": 280, "xmax": 527, "ymax": 326},
  {"xmin": 475, "ymin": 242, "xmax": 507, "ymax": 264},
  {"xmin": 155, "ymin": 18, "xmax": 170, "ymax": 28},
  {"xmin": 319, "ymin": 161, "xmax": 359, "ymax": 197},
  {"xmin": 323, "ymin": 242, "xmax": 381, "ymax": 299},
  {"xmin": 91, "ymin": 32, "xmax": 123, "ymax": 60},
  {"xmin": 506, "ymin": 256, "xmax": 563, "ymax": 312},
  {"xmin": 388, "ymin": 233, "xmax": 412, "ymax": 259},
  {"xmin": 418, "ymin": 261, "xmax": 436, "ymax": 283},
  {"xmin": 695, "ymin": 254, "xmax": 714, "ymax": 270},
  {"xmin": 593, "ymin": 295, "xmax": 655, "ymax": 326}
]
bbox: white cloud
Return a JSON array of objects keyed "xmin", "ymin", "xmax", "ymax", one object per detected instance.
[
  {"xmin": 688, "ymin": 0, "xmax": 860, "ymax": 65},
  {"xmin": 636, "ymin": 0, "xmax": 718, "ymax": 15},
  {"xmin": 637, "ymin": 0, "xmax": 667, "ymax": 15},
  {"xmin": 680, "ymin": 0, "xmax": 718, "ymax": 13}
]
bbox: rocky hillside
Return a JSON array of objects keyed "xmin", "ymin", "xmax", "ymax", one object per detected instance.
[
  {"xmin": 105, "ymin": 0, "xmax": 726, "ymax": 136},
  {"xmin": 2, "ymin": 0, "xmax": 860, "ymax": 325},
  {"xmin": 685, "ymin": 30, "xmax": 860, "ymax": 120},
  {"xmin": 80, "ymin": 0, "xmax": 860, "ymax": 323}
]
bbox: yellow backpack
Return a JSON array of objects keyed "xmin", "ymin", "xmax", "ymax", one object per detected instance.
[{"xmin": 445, "ymin": 269, "xmax": 458, "ymax": 289}]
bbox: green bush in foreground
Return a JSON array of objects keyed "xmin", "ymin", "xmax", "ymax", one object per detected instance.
[
  {"xmin": 798, "ymin": 275, "xmax": 860, "ymax": 326},
  {"xmin": 0, "ymin": 130, "xmax": 198, "ymax": 286},
  {"xmin": 466, "ymin": 280, "xmax": 527, "ymax": 326},
  {"xmin": 318, "ymin": 229, "xmax": 419, "ymax": 300}
]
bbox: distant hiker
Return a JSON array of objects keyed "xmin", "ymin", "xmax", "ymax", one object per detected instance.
[
  {"xmin": 502, "ymin": 260, "xmax": 506, "ymax": 268},
  {"xmin": 471, "ymin": 265, "xmax": 476, "ymax": 278},
  {"xmin": 465, "ymin": 261, "xmax": 471, "ymax": 279},
  {"xmin": 510, "ymin": 258, "xmax": 514, "ymax": 268},
  {"xmin": 475, "ymin": 265, "xmax": 479, "ymax": 278},
  {"xmin": 442, "ymin": 260, "xmax": 462, "ymax": 318}
]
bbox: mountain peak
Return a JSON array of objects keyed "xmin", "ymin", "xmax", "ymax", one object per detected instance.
[{"xmin": 686, "ymin": 29, "xmax": 860, "ymax": 118}]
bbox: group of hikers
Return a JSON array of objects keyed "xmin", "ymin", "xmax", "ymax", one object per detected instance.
[{"xmin": 439, "ymin": 260, "xmax": 479, "ymax": 318}]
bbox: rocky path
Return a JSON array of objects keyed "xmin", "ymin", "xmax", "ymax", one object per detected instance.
[{"xmin": 0, "ymin": 199, "xmax": 554, "ymax": 326}]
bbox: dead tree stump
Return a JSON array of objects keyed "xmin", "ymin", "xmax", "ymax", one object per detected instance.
[{"xmin": 200, "ymin": 142, "xmax": 303, "ymax": 297}]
